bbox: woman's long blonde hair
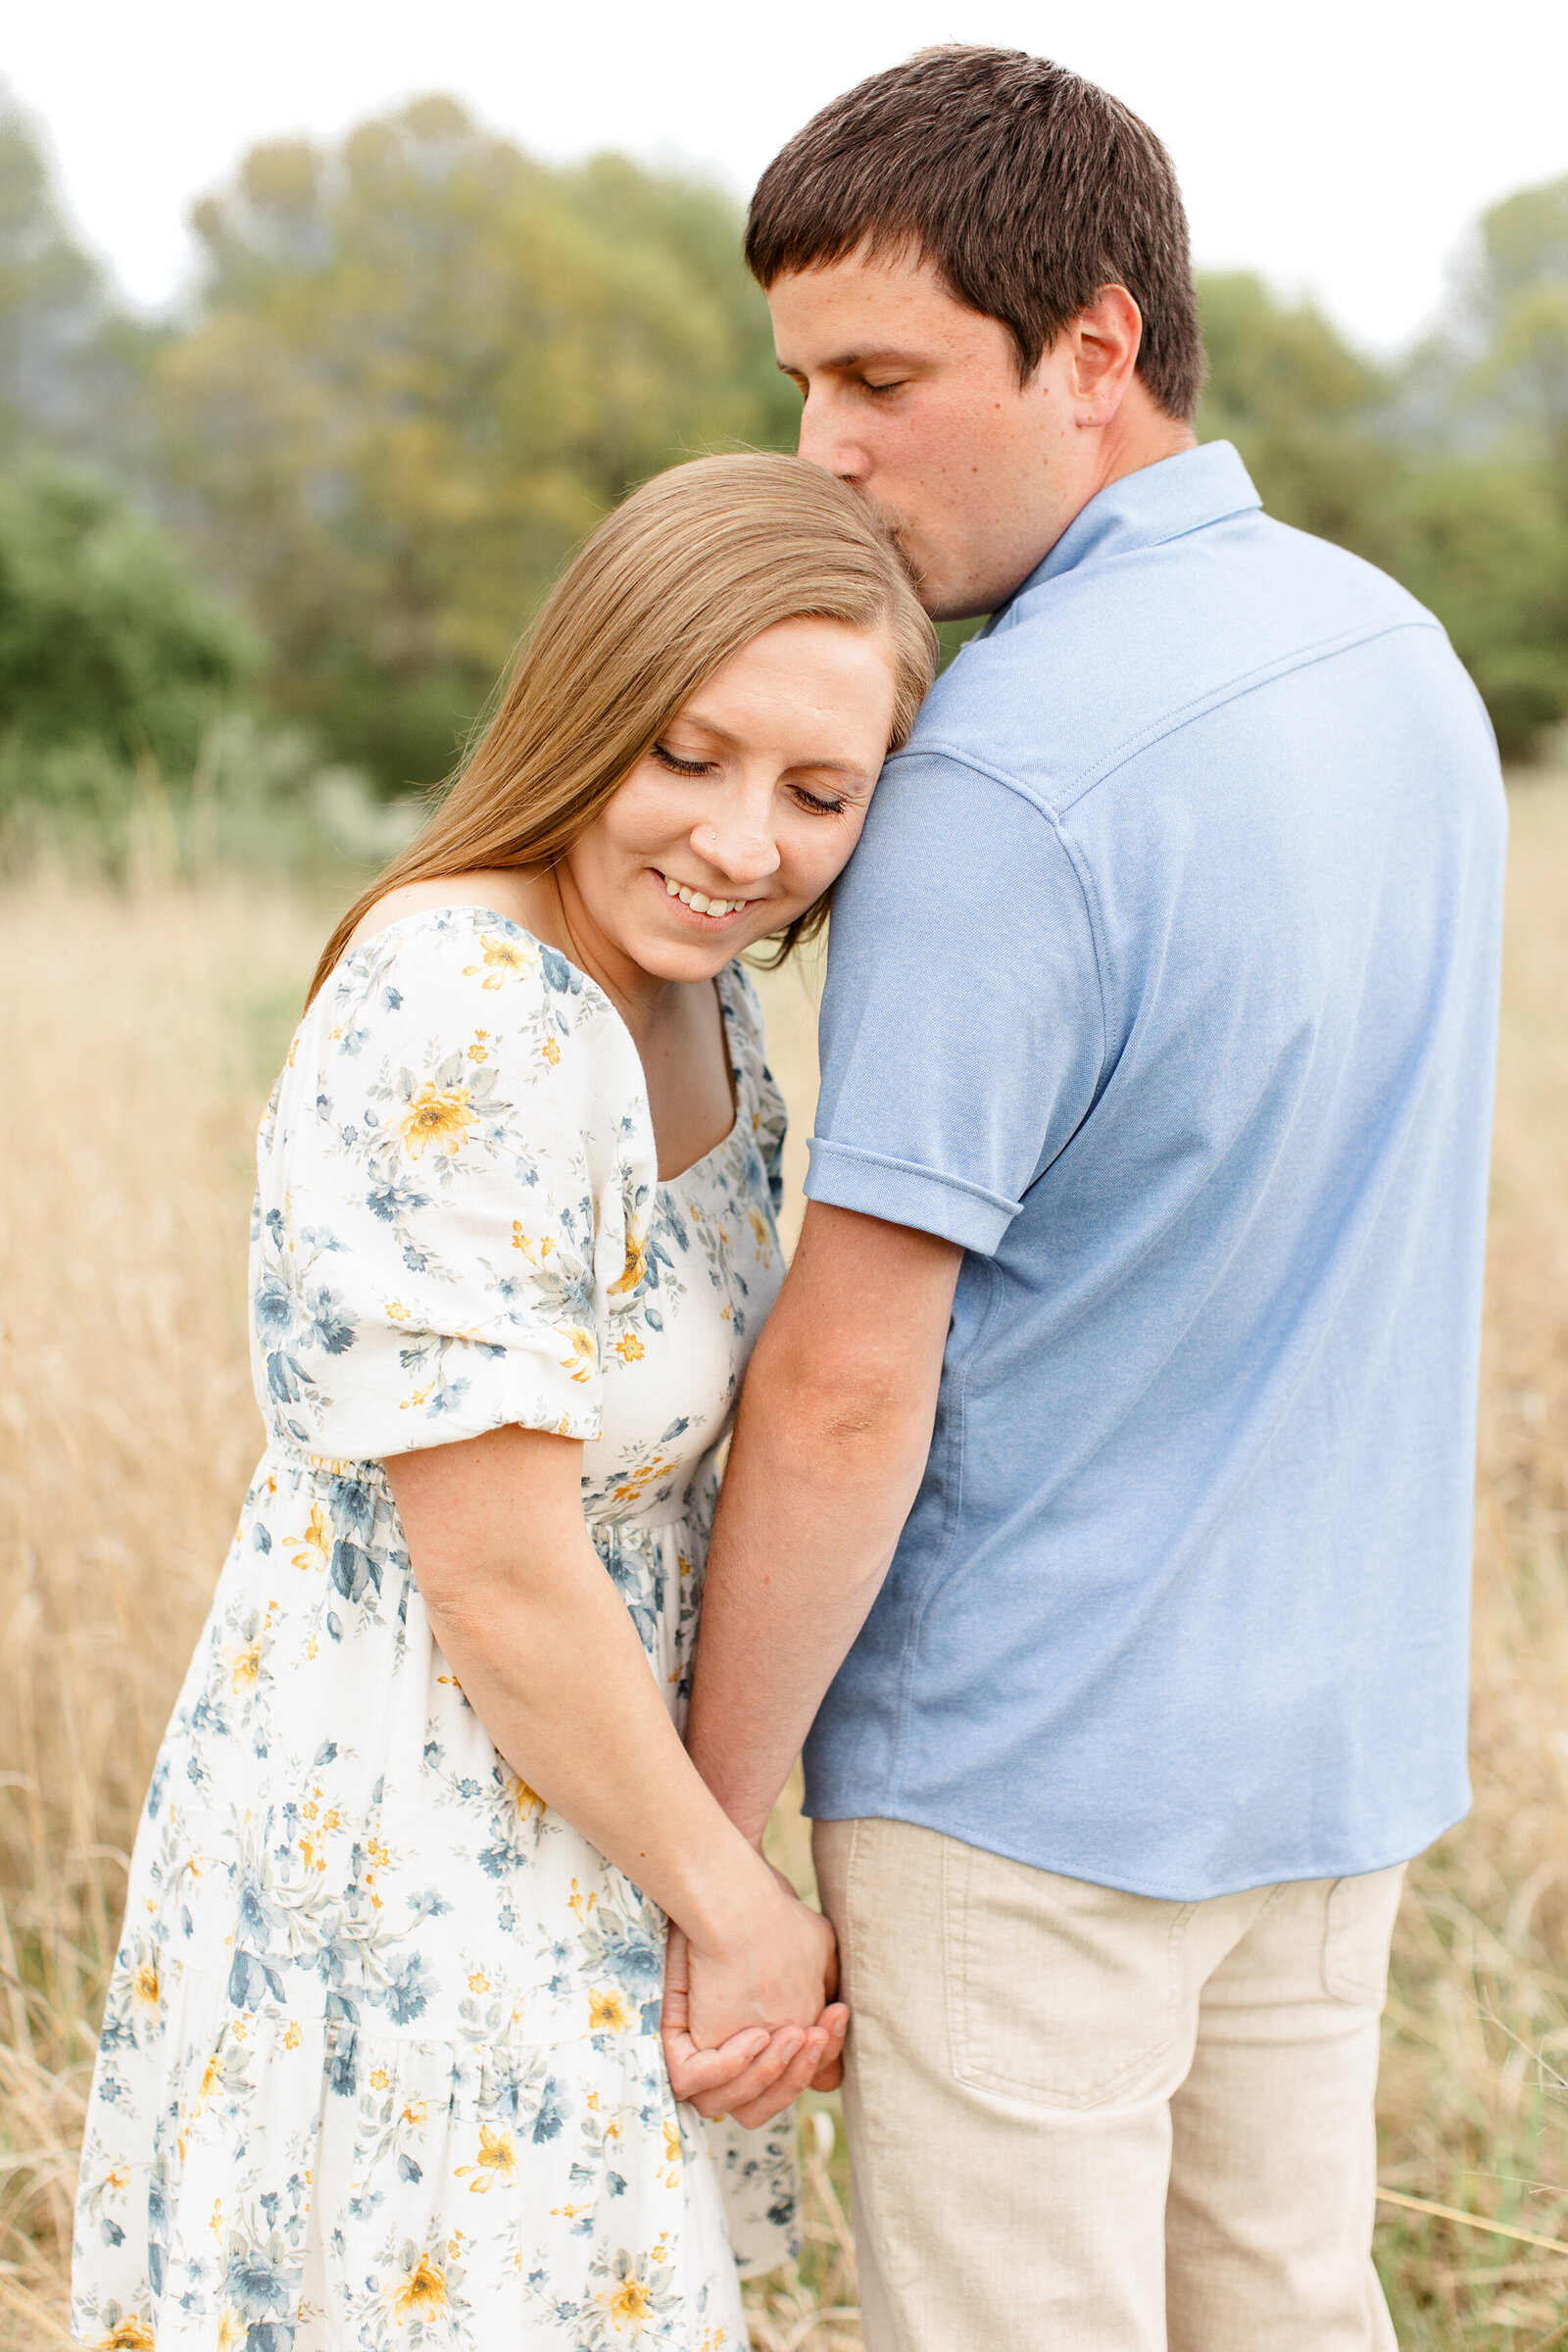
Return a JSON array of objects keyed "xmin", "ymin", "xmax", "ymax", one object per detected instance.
[{"xmin": 308, "ymin": 454, "xmax": 937, "ymax": 1004}]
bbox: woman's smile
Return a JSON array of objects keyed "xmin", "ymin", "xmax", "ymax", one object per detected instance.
[{"xmin": 653, "ymin": 866, "xmax": 767, "ymax": 923}]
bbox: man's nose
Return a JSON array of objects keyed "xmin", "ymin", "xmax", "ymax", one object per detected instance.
[{"xmin": 798, "ymin": 391, "xmax": 870, "ymax": 485}]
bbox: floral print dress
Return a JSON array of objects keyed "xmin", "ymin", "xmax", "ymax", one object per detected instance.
[{"xmin": 72, "ymin": 907, "xmax": 798, "ymax": 2352}]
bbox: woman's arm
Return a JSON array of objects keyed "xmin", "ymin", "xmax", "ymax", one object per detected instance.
[{"xmin": 384, "ymin": 1422, "xmax": 844, "ymax": 2121}]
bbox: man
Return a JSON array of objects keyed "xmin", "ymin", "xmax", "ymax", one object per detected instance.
[{"xmin": 667, "ymin": 46, "xmax": 1505, "ymax": 2350}]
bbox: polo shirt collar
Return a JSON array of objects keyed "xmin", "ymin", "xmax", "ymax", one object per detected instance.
[{"xmin": 998, "ymin": 441, "xmax": 1262, "ymax": 614}]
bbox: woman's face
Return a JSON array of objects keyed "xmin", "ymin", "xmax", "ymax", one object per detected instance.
[{"xmin": 562, "ymin": 615, "xmax": 899, "ymax": 983}]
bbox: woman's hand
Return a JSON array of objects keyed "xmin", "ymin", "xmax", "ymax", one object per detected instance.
[{"xmin": 662, "ymin": 1876, "xmax": 849, "ymax": 2128}]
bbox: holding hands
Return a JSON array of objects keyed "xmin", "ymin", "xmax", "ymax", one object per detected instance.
[{"xmin": 662, "ymin": 1865, "xmax": 848, "ymax": 2129}]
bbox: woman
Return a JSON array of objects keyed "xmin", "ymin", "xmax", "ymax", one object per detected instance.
[{"xmin": 72, "ymin": 454, "xmax": 935, "ymax": 2351}]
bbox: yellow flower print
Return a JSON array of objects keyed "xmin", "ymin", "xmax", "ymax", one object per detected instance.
[
  {"xmin": 228, "ymin": 1640, "xmax": 262, "ymax": 1691},
  {"xmin": 217, "ymin": 2313, "xmax": 245, "ymax": 2352},
  {"xmin": 98, "ymin": 2321, "xmax": 156, "ymax": 2350},
  {"xmin": 589, "ymin": 1984, "xmax": 635, "ymax": 2034},
  {"xmin": 609, "ymin": 1226, "xmax": 646, "ymax": 1296},
  {"xmin": 505, "ymin": 1775, "xmax": 545, "ymax": 1818},
  {"xmin": 541, "ymin": 1034, "xmax": 561, "ymax": 1066},
  {"xmin": 613, "ymin": 1331, "xmax": 645, "ymax": 1364},
  {"xmin": 657, "ymin": 2118, "xmax": 682, "ymax": 2186},
  {"xmin": 559, "ymin": 1325, "xmax": 598, "ymax": 1384},
  {"xmin": 455, "ymin": 2121, "xmax": 518, "ymax": 2191},
  {"xmin": 370, "ymin": 2067, "xmax": 392, "ymax": 2091},
  {"xmin": 385, "ymin": 1300, "xmax": 412, "ymax": 1323},
  {"xmin": 130, "ymin": 1959, "xmax": 160, "ymax": 2013},
  {"xmin": 402, "ymin": 2099, "xmax": 428, "ymax": 2130},
  {"xmin": 511, "ymin": 1222, "xmax": 537, "ymax": 1261},
  {"xmin": 468, "ymin": 1970, "xmax": 490, "ymax": 1992},
  {"xmin": 283, "ymin": 2021, "xmax": 301, "ymax": 2050},
  {"xmin": 568, "ymin": 1879, "xmax": 597, "ymax": 1922},
  {"xmin": 287, "ymin": 1500, "xmax": 330, "ymax": 1571},
  {"xmin": 467, "ymin": 1030, "xmax": 491, "ymax": 1063},
  {"xmin": 105, "ymin": 2166, "xmax": 129, "ymax": 2191},
  {"xmin": 750, "ymin": 1209, "xmax": 771, "ymax": 1251},
  {"xmin": 599, "ymin": 2274, "xmax": 653, "ymax": 2332},
  {"xmin": 399, "ymin": 1081, "xmax": 479, "ymax": 1159},
  {"xmin": 612, "ymin": 1453, "xmax": 674, "ymax": 1507},
  {"xmin": 463, "ymin": 932, "xmax": 535, "ymax": 988},
  {"xmin": 391, "ymin": 2251, "xmax": 449, "ymax": 2321}
]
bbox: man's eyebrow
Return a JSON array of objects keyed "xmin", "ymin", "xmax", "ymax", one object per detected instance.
[{"xmin": 775, "ymin": 348, "xmax": 926, "ymax": 374}]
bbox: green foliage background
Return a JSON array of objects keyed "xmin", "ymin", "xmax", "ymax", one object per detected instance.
[{"xmin": 2, "ymin": 84, "xmax": 1567, "ymax": 839}]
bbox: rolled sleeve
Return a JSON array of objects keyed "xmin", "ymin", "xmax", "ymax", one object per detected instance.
[
  {"xmin": 806, "ymin": 1138, "xmax": 1020, "ymax": 1252},
  {"xmin": 806, "ymin": 751, "xmax": 1105, "ymax": 1257}
]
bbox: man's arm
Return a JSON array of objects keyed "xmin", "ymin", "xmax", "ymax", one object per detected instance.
[{"xmin": 685, "ymin": 1200, "xmax": 961, "ymax": 1844}]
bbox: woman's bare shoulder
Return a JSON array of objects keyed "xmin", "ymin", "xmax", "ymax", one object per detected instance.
[{"xmin": 347, "ymin": 869, "xmax": 546, "ymax": 954}]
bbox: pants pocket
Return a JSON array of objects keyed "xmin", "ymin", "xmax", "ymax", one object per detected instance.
[
  {"xmin": 1321, "ymin": 1864, "xmax": 1406, "ymax": 2009},
  {"xmin": 944, "ymin": 1838, "xmax": 1190, "ymax": 2109}
]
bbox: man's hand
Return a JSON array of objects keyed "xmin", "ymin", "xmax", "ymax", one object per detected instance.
[{"xmin": 662, "ymin": 1920, "xmax": 848, "ymax": 2128}]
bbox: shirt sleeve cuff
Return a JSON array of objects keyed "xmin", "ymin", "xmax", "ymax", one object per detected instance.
[{"xmin": 804, "ymin": 1137, "xmax": 1018, "ymax": 1254}]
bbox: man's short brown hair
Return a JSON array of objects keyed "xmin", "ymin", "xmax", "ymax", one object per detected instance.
[{"xmin": 746, "ymin": 45, "xmax": 1204, "ymax": 421}]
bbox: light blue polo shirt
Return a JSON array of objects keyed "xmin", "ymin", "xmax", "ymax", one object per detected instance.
[{"xmin": 801, "ymin": 441, "xmax": 1505, "ymax": 1900}]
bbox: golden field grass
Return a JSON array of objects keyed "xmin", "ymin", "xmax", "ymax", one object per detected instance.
[{"xmin": 2, "ymin": 778, "xmax": 1567, "ymax": 2346}]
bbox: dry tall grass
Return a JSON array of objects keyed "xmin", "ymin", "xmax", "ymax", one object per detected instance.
[{"xmin": 2, "ymin": 786, "xmax": 1566, "ymax": 2347}]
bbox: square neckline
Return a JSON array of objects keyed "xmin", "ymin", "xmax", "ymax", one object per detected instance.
[{"xmin": 336, "ymin": 903, "xmax": 744, "ymax": 1189}]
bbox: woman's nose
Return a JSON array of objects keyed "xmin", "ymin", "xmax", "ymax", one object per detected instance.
[{"xmin": 694, "ymin": 818, "xmax": 781, "ymax": 884}]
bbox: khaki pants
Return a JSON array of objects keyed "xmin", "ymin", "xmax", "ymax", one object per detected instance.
[{"xmin": 814, "ymin": 1817, "xmax": 1404, "ymax": 2352}]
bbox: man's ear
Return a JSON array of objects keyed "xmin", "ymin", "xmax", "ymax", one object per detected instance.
[{"xmin": 1069, "ymin": 284, "xmax": 1144, "ymax": 424}]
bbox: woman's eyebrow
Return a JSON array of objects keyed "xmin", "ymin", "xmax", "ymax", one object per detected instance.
[{"xmin": 669, "ymin": 716, "xmax": 876, "ymax": 783}]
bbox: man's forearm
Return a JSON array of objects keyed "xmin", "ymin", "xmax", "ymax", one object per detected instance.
[{"xmin": 686, "ymin": 1203, "xmax": 960, "ymax": 1842}]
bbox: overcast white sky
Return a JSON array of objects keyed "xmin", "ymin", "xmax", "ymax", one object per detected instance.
[{"xmin": 6, "ymin": 0, "xmax": 1567, "ymax": 351}]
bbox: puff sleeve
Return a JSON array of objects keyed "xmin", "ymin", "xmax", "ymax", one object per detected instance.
[{"xmin": 249, "ymin": 909, "xmax": 656, "ymax": 1461}]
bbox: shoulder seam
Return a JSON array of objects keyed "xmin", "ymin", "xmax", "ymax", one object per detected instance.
[
  {"xmin": 867, "ymin": 750, "xmax": 1111, "ymax": 1099},
  {"xmin": 1064, "ymin": 615, "xmax": 1446, "ymax": 805},
  {"xmin": 893, "ymin": 613, "xmax": 1446, "ymax": 816}
]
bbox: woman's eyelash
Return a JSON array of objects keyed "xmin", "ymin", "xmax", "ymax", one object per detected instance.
[
  {"xmin": 652, "ymin": 743, "xmax": 714, "ymax": 777},
  {"xmin": 653, "ymin": 739, "xmax": 843, "ymax": 813}
]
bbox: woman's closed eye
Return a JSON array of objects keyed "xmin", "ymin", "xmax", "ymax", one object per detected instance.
[
  {"xmin": 652, "ymin": 742, "xmax": 718, "ymax": 778},
  {"xmin": 793, "ymin": 785, "xmax": 848, "ymax": 816}
]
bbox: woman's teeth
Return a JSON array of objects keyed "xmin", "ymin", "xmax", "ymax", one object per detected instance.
[{"xmin": 662, "ymin": 875, "xmax": 749, "ymax": 917}]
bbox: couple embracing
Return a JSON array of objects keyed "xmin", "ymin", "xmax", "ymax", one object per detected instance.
[{"xmin": 74, "ymin": 45, "xmax": 1504, "ymax": 2352}]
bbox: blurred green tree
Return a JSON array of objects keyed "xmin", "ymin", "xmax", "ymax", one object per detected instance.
[
  {"xmin": 1196, "ymin": 272, "xmax": 1405, "ymax": 565},
  {"xmin": 0, "ymin": 94, "xmax": 109, "ymax": 453},
  {"xmin": 0, "ymin": 466, "xmax": 255, "ymax": 771},
  {"xmin": 157, "ymin": 98, "xmax": 795, "ymax": 789}
]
